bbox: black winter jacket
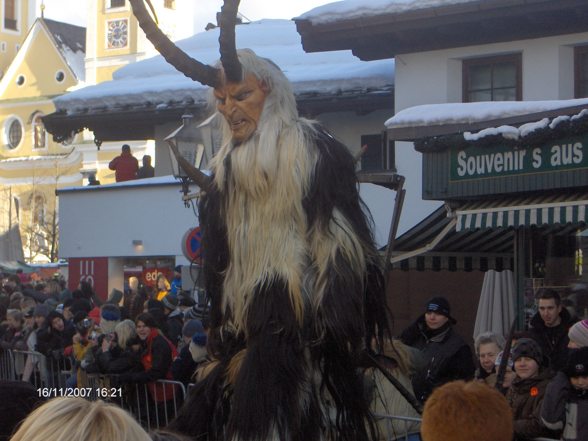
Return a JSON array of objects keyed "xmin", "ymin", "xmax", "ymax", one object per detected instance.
[
  {"xmin": 400, "ymin": 317, "xmax": 475, "ymax": 403},
  {"xmin": 541, "ymin": 371, "xmax": 588, "ymax": 441},
  {"xmin": 529, "ymin": 308, "xmax": 576, "ymax": 371}
]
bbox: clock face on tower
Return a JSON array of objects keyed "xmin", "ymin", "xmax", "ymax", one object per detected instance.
[{"xmin": 107, "ymin": 19, "xmax": 128, "ymax": 49}]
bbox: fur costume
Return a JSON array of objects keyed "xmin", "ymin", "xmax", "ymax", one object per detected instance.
[{"xmin": 169, "ymin": 49, "xmax": 389, "ymax": 441}]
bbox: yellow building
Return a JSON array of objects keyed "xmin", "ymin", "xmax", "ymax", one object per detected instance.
[
  {"xmin": 0, "ymin": 0, "xmax": 192, "ymax": 263},
  {"xmin": 0, "ymin": 16, "xmax": 85, "ymax": 262}
]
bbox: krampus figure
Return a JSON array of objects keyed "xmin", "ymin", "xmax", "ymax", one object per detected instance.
[{"xmin": 130, "ymin": 1, "xmax": 390, "ymax": 440}]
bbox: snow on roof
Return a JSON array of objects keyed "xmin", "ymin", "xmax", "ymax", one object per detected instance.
[
  {"xmin": 54, "ymin": 19, "xmax": 394, "ymax": 115},
  {"xmin": 44, "ymin": 18, "xmax": 86, "ymax": 81},
  {"xmin": 0, "ymin": 154, "xmax": 71, "ymax": 163},
  {"xmin": 385, "ymin": 98, "xmax": 588, "ymax": 130},
  {"xmin": 296, "ymin": 0, "xmax": 477, "ymax": 25}
]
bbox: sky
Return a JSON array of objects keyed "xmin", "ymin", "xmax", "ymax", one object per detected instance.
[{"xmin": 40, "ymin": 0, "xmax": 336, "ymax": 32}]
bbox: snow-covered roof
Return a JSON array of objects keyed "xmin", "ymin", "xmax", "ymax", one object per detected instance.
[
  {"xmin": 54, "ymin": 19, "xmax": 394, "ymax": 115},
  {"xmin": 385, "ymin": 99, "xmax": 588, "ymax": 130},
  {"xmin": 43, "ymin": 18, "xmax": 86, "ymax": 81},
  {"xmin": 297, "ymin": 0, "xmax": 476, "ymax": 25},
  {"xmin": 385, "ymin": 99, "xmax": 588, "ymax": 146}
]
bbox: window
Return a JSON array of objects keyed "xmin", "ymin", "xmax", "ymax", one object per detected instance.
[
  {"xmin": 4, "ymin": 0, "xmax": 17, "ymax": 31},
  {"xmin": 360, "ymin": 133, "xmax": 395, "ymax": 172},
  {"xmin": 164, "ymin": 0, "xmax": 175, "ymax": 9},
  {"xmin": 15, "ymin": 74, "xmax": 24, "ymax": 86},
  {"xmin": 33, "ymin": 113, "xmax": 46, "ymax": 149},
  {"xmin": 32, "ymin": 194, "xmax": 45, "ymax": 226},
  {"xmin": 108, "ymin": 0, "xmax": 125, "ymax": 8},
  {"xmin": 463, "ymin": 54, "xmax": 522, "ymax": 102},
  {"xmin": 55, "ymin": 70, "xmax": 65, "ymax": 82},
  {"xmin": 575, "ymin": 46, "xmax": 588, "ymax": 98},
  {"xmin": 7, "ymin": 119, "xmax": 22, "ymax": 149},
  {"xmin": 0, "ymin": 42, "xmax": 6, "ymax": 52}
]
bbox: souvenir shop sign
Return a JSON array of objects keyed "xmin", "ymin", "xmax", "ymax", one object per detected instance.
[{"xmin": 450, "ymin": 135, "xmax": 587, "ymax": 181}]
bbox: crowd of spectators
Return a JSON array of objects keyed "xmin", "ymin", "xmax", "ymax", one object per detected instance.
[
  {"xmin": 2, "ymin": 270, "xmax": 588, "ymax": 441},
  {"xmin": 0, "ymin": 269, "xmax": 208, "ymax": 399}
]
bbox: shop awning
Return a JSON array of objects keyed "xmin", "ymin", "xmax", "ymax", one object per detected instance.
[{"xmin": 454, "ymin": 192, "xmax": 588, "ymax": 232}]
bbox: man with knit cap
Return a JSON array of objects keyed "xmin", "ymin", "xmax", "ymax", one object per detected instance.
[
  {"xmin": 162, "ymin": 295, "xmax": 183, "ymax": 346},
  {"xmin": 400, "ymin": 296, "xmax": 475, "ymax": 403},
  {"xmin": 568, "ymin": 319, "xmax": 588, "ymax": 348},
  {"xmin": 172, "ymin": 319, "xmax": 207, "ymax": 385}
]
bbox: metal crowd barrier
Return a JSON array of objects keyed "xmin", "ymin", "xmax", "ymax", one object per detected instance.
[
  {"xmin": 6, "ymin": 349, "xmax": 71, "ymax": 388},
  {"xmin": 0, "ymin": 349, "xmax": 187, "ymax": 431},
  {"xmin": 373, "ymin": 414, "xmax": 422, "ymax": 441},
  {"xmin": 2, "ymin": 349, "xmax": 432, "ymax": 435},
  {"xmin": 0, "ymin": 349, "xmax": 16, "ymax": 380},
  {"xmin": 85, "ymin": 374, "xmax": 187, "ymax": 431}
]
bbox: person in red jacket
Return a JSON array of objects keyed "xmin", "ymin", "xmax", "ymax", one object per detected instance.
[{"xmin": 109, "ymin": 144, "xmax": 139, "ymax": 182}]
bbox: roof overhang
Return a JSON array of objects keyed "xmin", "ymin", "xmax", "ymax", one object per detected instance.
[
  {"xmin": 43, "ymin": 88, "xmax": 394, "ymax": 143},
  {"xmin": 387, "ymin": 103, "xmax": 588, "ymax": 143},
  {"xmin": 295, "ymin": 0, "xmax": 588, "ymax": 61}
]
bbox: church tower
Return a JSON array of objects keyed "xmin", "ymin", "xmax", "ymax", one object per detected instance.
[
  {"xmin": 0, "ymin": 0, "xmax": 35, "ymax": 80},
  {"xmin": 85, "ymin": 0, "xmax": 192, "ymax": 85}
]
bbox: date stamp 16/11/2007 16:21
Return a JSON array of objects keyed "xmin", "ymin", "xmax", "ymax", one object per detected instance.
[{"xmin": 37, "ymin": 387, "xmax": 123, "ymax": 399}]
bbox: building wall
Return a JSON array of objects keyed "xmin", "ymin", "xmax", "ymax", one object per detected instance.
[
  {"xmin": 58, "ymin": 181, "xmax": 198, "ymax": 259},
  {"xmin": 0, "ymin": 0, "xmax": 31, "ymax": 79},
  {"xmin": 387, "ymin": 269, "xmax": 486, "ymax": 345},
  {"xmin": 318, "ymin": 109, "xmax": 391, "ymax": 157},
  {"xmin": 391, "ymin": 31, "xmax": 588, "ymax": 233}
]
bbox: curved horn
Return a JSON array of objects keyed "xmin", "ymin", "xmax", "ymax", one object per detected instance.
[
  {"xmin": 218, "ymin": 0, "xmax": 243, "ymax": 83},
  {"xmin": 129, "ymin": 0, "xmax": 221, "ymax": 88},
  {"xmin": 168, "ymin": 141, "xmax": 212, "ymax": 192}
]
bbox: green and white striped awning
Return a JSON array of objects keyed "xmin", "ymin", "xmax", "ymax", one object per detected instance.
[{"xmin": 455, "ymin": 193, "xmax": 588, "ymax": 232}]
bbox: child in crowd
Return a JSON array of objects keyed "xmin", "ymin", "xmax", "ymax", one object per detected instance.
[
  {"xmin": 505, "ymin": 338, "xmax": 560, "ymax": 441},
  {"xmin": 541, "ymin": 347, "xmax": 588, "ymax": 441}
]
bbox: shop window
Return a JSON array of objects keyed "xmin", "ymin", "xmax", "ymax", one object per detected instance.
[
  {"xmin": 574, "ymin": 46, "xmax": 588, "ymax": 98},
  {"xmin": 6, "ymin": 118, "xmax": 23, "ymax": 149},
  {"xmin": 33, "ymin": 113, "xmax": 46, "ymax": 149},
  {"xmin": 4, "ymin": 0, "xmax": 18, "ymax": 31},
  {"xmin": 463, "ymin": 54, "xmax": 522, "ymax": 102},
  {"xmin": 360, "ymin": 133, "xmax": 395, "ymax": 172}
]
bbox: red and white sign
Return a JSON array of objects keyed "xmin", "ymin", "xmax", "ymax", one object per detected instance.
[
  {"xmin": 182, "ymin": 227, "xmax": 202, "ymax": 264},
  {"xmin": 142, "ymin": 267, "xmax": 173, "ymax": 287},
  {"xmin": 68, "ymin": 257, "xmax": 109, "ymax": 301}
]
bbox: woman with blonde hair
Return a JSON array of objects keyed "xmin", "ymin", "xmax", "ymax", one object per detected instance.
[
  {"xmin": 96, "ymin": 319, "xmax": 142, "ymax": 374},
  {"xmin": 9, "ymin": 397, "xmax": 151, "ymax": 441}
]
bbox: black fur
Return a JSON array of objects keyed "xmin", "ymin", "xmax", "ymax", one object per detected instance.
[{"xmin": 169, "ymin": 126, "xmax": 390, "ymax": 441}]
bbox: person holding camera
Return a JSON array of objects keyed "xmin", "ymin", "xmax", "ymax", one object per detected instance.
[
  {"xmin": 70, "ymin": 313, "xmax": 101, "ymax": 387},
  {"xmin": 36, "ymin": 310, "xmax": 76, "ymax": 386},
  {"xmin": 95, "ymin": 319, "xmax": 143, "ymax": 375}
]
